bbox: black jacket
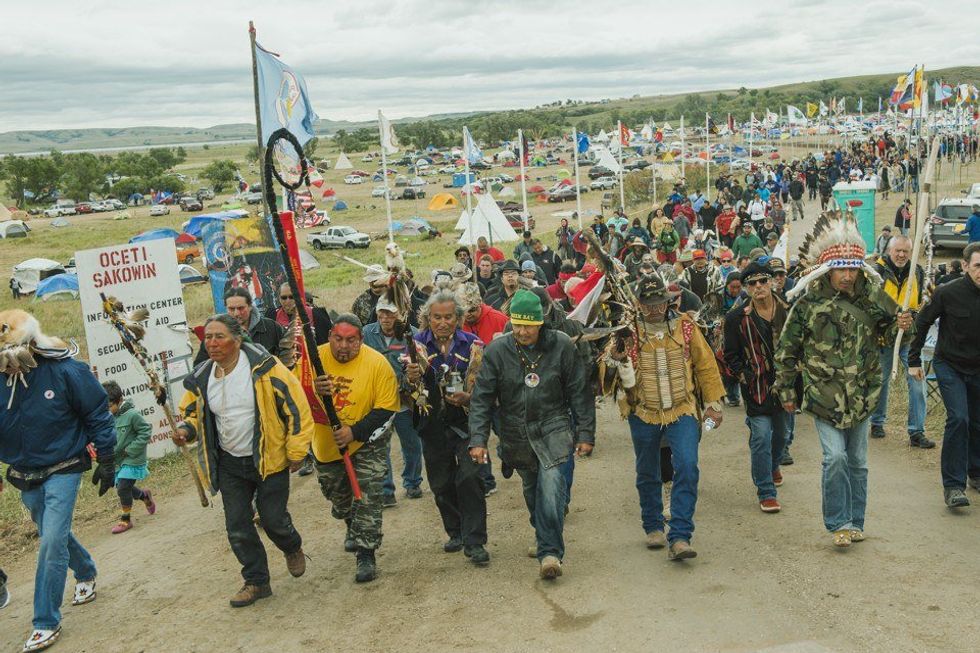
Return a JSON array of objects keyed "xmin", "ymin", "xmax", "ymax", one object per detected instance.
[
  {"xmin": 531, "ymin": 248, "xmax": 562, "ymax": 285},
  {"xmin": 723, "ymin": 297, "xmax": 792, "ymax": 416},
  {"xmin": 789, "ymin": 179, "xmax": 804, "ymax": 200},
  {"xmin": 909, "ymin": 276, "xmax": 980, "ymax": 374},
  {"xmin": 469, "ymin": 328, "xmax": 596, "ymax": 470}
]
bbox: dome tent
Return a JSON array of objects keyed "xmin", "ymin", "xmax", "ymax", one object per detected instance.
[{"xmin": 34, "ymin": 273, "xmax": 79, "ymax": 301}]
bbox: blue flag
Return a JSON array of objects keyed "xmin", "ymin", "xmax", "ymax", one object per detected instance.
[
  {"xmin": 255, "ymin": 42, "xmax": 319, "ymax": 146},
  {"xmin": 463, "ymin": 126, "xmax": 483, "ymax": 164},
  {"xmin": 576, "ymin": 131, "xmax": 590, "ymax": 154}
]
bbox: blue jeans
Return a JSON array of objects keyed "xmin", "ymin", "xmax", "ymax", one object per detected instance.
[
  {"xmin": 813, "ymin": 417, "xmax": 870, "ymax": 532},
  {"xmin": 746, "ymin": 412, "xmax": 788, "ymax": 500},
  {"xmin": 871, "ymin": 345, "xmax": 925, "ymax": 434},
  {"xmin": 20, "ymin": 472, "xmax": 97, "ymax": 630},
  {"xmin": 627, "ymin": 414, "xmax": 699, "ymax": 543},
  {"xmin": 724, "ymin": 378, "xmax": 741, "ymax": 403},
  {"xmin": 931, "ymin": 357, "xmax": 980, "ymax": 489},
  {"xmin": 384, "ymin": 410, "xmax": 424, "ymax": 496},
  {"xmin": 517, "ymin": 463, "xmax": 568, "ymax": 561},
  {"xmin": 784, "ymin": 411, "xmax": 796, "ymax": 450}
]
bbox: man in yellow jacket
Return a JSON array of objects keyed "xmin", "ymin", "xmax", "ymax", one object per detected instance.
[
  {"xmin": 176, "ymin": 314, "xmax": 313, "ymax": 609},
  {"xmin": 311, "ymin": 314, "xmax": 400, "ymax": 584},
  {"xmin": 869, "ymin": 236, "xmax": 935, "ymax": 448}
]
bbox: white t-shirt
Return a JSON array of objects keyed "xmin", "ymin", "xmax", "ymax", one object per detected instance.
[{"xmin": 207, "ymin": 354, "xmax": 255, "ymax": 457}]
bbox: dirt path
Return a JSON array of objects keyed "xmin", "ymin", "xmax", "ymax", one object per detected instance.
[{"xmin": 1, "ymin": 397, "xmax": 976, "ymax": 653}]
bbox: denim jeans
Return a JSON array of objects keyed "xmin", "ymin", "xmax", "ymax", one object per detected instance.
[
  {"xmin": 723, "ymin": 378, "xmax": 741, "ymax": 403},
  {"xmin": 627, "ymin": 414, "xmax": 699, "ymax": 543},
  {"xmin": 217, "ymin": 450, "xmax": 302, "ymax": 585},
  {"xmin": 20, "ymin": 472, "xmax": 97, "ymax": 630},
  {"xmin": 931, "ymin": 357, "xmax": 980, "ymax": 489},
  {"xmin": 384, "ymin": 410, "xmax": 424, "ymax": 496},
  {"xmin": 784, "ymin": 411, "xmax": 796, "ymax": 450},
  {"xmin": 871, "ymin": 345, "xmax": 925, "ymax": 434},
  {"xmin": 746, "ymin": 412, "xmax": 789, "ymax": 500},
  {"xmin": 813, "ymin": 417, "xmax": 870, "ymax": 532},
  {"xmin": 517, "ymin": 462, "xmax": 569, "ymax": 561}
]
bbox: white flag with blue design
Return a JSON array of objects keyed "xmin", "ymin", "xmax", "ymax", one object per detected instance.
[
  {"xmin": 255, "ymin": 42, "xmax": 319, "ymax": 146},
  {"xmin": 463, "ymin": 127, "xmax": 483, "ymax": 164}
]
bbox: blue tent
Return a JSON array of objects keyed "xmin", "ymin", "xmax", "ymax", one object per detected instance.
[
  {"xmin": 130, "ymin": 228, "xmax": 180, "ymax": 243},
  {"xmin": 35, "ymin": 273, "xmax": 79, "ymax": 300},
  {"xmin": 333, "ymin": 200, "xmax": 348, "ymax": 211},
  {"xmin": 183, "ymin": 210, "xmax": 247, "ymax": 238}
]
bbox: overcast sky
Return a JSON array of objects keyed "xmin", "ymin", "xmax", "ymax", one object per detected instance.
[{"xmin": 1, "ymin": 0, "xmax": 977, "ymax": 132}]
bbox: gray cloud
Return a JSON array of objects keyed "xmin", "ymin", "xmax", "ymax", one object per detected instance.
[{"xmin": 0, "ymin": 0, "xmax": 977, "ymax": 132}]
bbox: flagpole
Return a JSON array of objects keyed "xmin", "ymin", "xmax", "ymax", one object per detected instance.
[
  {"xmin": 705, "ymin": 113, "xmax": 710, "ymax": 200},
  {"xmin": 572, "ymin": 127, "xmax": 583, "ymax": 229},
  {"xmin": 248, "ymin": 21, "xmax": 274, "ymax": 222},
  {"xmin": 377, "ymin": 110, "xmax": 394, "ymax": 243},
  {"xmin": 518, "ymin": 128, "xmax": 529, "ymax": 232},
  {"xmin": 617, "ymin": 120, "xmax": 626, "ymax": 213},
  {"xmin": 463, "ymin": 127, "xmax": 476, "ymax": 259},
  {"xmin": 680, "ymin": 115, "xmax": 686, "ymax": 181},
  {"xmin": 748, "ymin": 112, "xmax": 754, "ymax": 172}
]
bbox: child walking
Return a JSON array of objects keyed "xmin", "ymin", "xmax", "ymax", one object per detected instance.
[{"xmin": 103, "ymin": 381, "xmax": 156, "ymax": 533}]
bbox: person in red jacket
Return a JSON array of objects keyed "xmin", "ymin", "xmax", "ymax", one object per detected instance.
[
  {"xmin": 456, "ymin": 283, "xmax": 508, "ymax": 344},
  {"xmin": 674, "ymin": 198, "xmax": 698, "ymax": 229},
  {"xmin": 476, "ymin": 237, "xmax": 504, "ymax": 262},
  {"xmin": 715, "ymin": 205, "xmax": 739, "ymax": 247}
]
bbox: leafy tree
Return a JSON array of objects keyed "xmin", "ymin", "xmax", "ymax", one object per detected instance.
[
  {"xmin": 0, "ymin": 154, "xmax": 61, "ymax": 207},
  {"xmin": 61, "ymin": 152, "xmax": 105, "ymax": 201},
  {"xmin": 147, "ymin": 148, "xmax": 180, "ymax": 170},
  {"xmin": 304, "ymin": 137, "xmax": 319, "ymax": 158},
  {"xmin": 201, "ymin": 159, "xmax": 237, "ymax": 193}
]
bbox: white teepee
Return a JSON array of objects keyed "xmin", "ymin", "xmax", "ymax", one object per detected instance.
[
  {"xmin": 334, "ymin": 152, "xmax": 353, "ymax": 170},
  {"xmin": 458, "ymin": 194, "xmax": 519, "ymax": 245}
]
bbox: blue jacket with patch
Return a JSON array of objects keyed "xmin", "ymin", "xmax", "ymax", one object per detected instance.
[{"xmin": 0, "ymin": 357, "xmax": 116, "ymax": 472}]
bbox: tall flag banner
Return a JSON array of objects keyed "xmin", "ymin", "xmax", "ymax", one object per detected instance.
[
  {"xmin": 819, "ymin": 100, "xmax": 829, "ymax": 117},
  {"xmin": 764, "ymin": 110, "xmax": 778, "ymax": 126},
  {"xmin": 520, "ymin": 131, "xmax": 530, "ymax": 166},
  {"xmin": 786, "ymin": 105, "xmax": 807, "ymax": 126},
  {"xmin": 706, "ymin": 114, "xmax": 718, "ymax": 135},
  {"xmin": 576, "ymin": 131, "xmax": 591, "ymax": 154},
  {"xmin": 830, "ymin": 97, "xmax": 837, "ymax": 114},
  {"xmin": 806, "ymin": 102, "xmax": 819, "ymax": 118},
  {"xmin": 834, "ymin": 98, "xmax": 845, "ymax": 115},
  {"xmin": 878, "ymin": 97, "xmax": 882, "ymax": 113},
  {"xmin": 727, "ymin": 113, "xmax": 735, "ymax": 132},
  {"xmin": 890, "ymin": 66, "xmax": 917, "ymax": 106},
  {"xmin": 935, "ymin": 81, "xmax": 953, "ymax": 104},
  {"xmin": 912, "ymin": 66, "xmax": 925, "ymax": 110},
  {"xmin": 619, "ymin": 122, "xmax": 632, "ymax": 146},
  {"xmin": 254, "ymin": 42, "xmax": 319, "ymax": 146},
  {"xmin": 857, "ymin": 97, "xmax": 863, "ymax": 114},
  {"xmin": 463, "ymin": 126, "xmax": 483, "ymax": 164},
  {"xmin": 378, "ymin": 110, "xmax": 399, "ymax": 155}
]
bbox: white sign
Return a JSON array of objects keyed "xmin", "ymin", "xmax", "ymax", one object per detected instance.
[{"xmin": 76, "ymin": 239, "xmax": 194, "ymax": 459}]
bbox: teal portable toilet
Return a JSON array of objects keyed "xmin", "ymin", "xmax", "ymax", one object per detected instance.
[{"xmin": 832, "ymin": 181, "xmax": 876, "ymax": 252}]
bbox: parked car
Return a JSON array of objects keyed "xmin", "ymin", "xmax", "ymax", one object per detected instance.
[
  {"xmin": 400, "ymin": 187, "xmax": 426, "ymax": 200},
  {"xmin": 88, "ymin": 201, "xmax": 109, "ymax": 212},
  {"xmin": 624, "ymin": 159, "xmax": 651, "ymax": 171},
  {"xmin": 547, "ymin": 188, "xmax": 577, "ymax": 203},
  {"xmin": 196, "ymin": 188, "xmax": 215, "ymax": 201},
  {"xmin": 244, "ymin": 191, "xmax": 264, "ymax": 204},
  {"xmin": 497, "ymin": 173, "xmax": 514, "ymax": 183},
  {"xmin": 469, "ymin": 160, "xmax": 491, "ymax": 170},
  {"xmin": 344, "ymin": 175, "xmax": 364, "ymax": 185},
  {"xmin": 74, "ymin": 203, "xmax": 93, "ymax": 214},
  {"xmin": 43, "ymin": 206, "xmax": 69, "ymax": 218},
  {"xmin": 394, "ymin": 175, "xmax": 409, "ymax": 187},
  {"xmin": 149, "ymin": 204, "xmax": 171, "ymax": 216},
  {"xmin": 588, "ymin": 166, "xmax": 614, "ymax": 180},
  {"xmin": 504, "ymin": 213, "xmax": 536, "ymax": 231},
  {"xmin": 929, "ymin": 198, "xmax": 975, "ymax": 250},
  {"xmin": 590, "ymin": 177, "xmax": 617, "ymax": 190},
  {"xmin": 371, "ymin": 186, "xmax": 394, "ymax": 198},
  {"xmin": 438, "ymin": 165, "xmax": 457, "ymax": 174},
  {"xmin": 178, "ymin": 196, "xmax": 203, "ymax": 212},
  {"xmin": 964, "ymin": 183, "xmax": 980, "ymax": 200},
  {"xmin": 307, "ymin": 226, "xmax": 371, "ymax": 250},
  {"xmin": 601, "ymin": 192, "xmax": 615, "ymax": 209},
  {"xmin": 176, "ymin": 243, "xmax": 201, "ymax": 264}
]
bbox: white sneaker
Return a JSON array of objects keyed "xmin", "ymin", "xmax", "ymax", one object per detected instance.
[
  {"xmin": 71, "ymin": 579, "xmax": 96, "ymax": 606},
  {"xmin": 23, "ymin": 627, "xmax": 61, "ymax": 652}
]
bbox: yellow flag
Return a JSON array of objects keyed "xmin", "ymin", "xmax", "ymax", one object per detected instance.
[
  {"xmin": 912, "ymin": 66, "xmax": 924, "ymax": 109},
  {"xmin": 806, "ymin": 102, "xmax": 818, "ymax": 118}
]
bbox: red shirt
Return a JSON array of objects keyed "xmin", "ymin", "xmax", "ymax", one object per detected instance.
[
  {"xmin": 716, "ymin": 211, "xmax": 737, "ymax": 236},
  {"xmin": 462, "ymin": 304, "xmax": 509, "ymax": 344},
  {"xmin": 478, "ymin": 246, "xmax": 505, "ymax": 262}
]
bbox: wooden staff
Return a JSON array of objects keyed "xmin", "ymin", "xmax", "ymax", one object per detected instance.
[
  {"xmin": 891, "ymin": 135, "xmax": 940, "ymax": 379},
  {"xmin": 100, "ymin": 294, "xmax": 210, "ymax": 507}
]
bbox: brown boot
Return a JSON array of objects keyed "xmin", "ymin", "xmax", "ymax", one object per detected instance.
[
  {"xmin": 667, "ymin": 540, "xmax": 697, "ymax": 561},
  {"xmin": 229, "ymin": 583, "xmax": 272, "ymax": 608},
  {"xmin": 285, "ymin": 548, "xmax": 307, "ymax": 578}
]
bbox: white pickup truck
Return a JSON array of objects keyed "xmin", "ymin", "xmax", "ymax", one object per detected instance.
[{"xmin": 306, "ymin": 226, "xmax": 371, "ymax": 250}]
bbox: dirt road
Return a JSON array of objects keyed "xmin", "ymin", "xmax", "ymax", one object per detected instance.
[{"xmin": 1, "ymin": 398, "xmax": 977, "ymax": 653}]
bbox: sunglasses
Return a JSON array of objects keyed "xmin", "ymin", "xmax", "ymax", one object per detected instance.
[
  {"xmin": 745, "ymin": 278, "xmax": 770, "ymax": 287},
  {"xmin": 280, "ymin": 294, "xmax": 293, "ymax": 300}
]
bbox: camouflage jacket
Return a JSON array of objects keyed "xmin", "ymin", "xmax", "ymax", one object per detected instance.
[{"xmin": 774, "ymin": 274, "xmax": 902, "ymax": 429}]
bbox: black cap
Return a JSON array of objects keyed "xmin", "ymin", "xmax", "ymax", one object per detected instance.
[
  {"xmin": 742, "ymin": 260, "xmax": 773, "ymax": 283},
  {"xmin": 500, "ymin": 259, "xmax": 520, "ymax": 273},
  {"xmin": 632, "ymin": 273, "xmax": 669, "ymax": 305}
]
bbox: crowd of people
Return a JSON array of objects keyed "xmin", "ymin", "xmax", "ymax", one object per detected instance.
[{"xmin": 1, "ymin": 136, "xmax": 978, "ymax": 653}]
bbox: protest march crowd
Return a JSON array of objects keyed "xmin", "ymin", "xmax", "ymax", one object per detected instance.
[{"xmin": 2, "ymin": 133, "xmax": 980, "ymax": 653}]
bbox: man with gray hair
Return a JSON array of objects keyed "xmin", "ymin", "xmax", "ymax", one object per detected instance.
[{"xmin": 406, "ymin": 290, "xmax": 490, "ymax": 565}]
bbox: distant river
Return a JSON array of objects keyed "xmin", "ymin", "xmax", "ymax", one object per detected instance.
[{"xmin": 6, "ymin": 138, "xmax": 255, "ymax": 157}]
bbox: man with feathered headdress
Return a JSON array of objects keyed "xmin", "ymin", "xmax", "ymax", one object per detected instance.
[{"xmin": 774, "ymin": 211, "xmax": 913, "ymax": 549}]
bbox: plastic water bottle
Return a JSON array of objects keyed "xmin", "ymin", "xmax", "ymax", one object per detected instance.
[{"xmin": 703, "ymin": 417, "xmax": 716, "ymax": 432}]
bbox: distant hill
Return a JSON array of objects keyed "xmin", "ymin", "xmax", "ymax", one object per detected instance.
[{"xmin": 2, "ymin": 66, "xmax": 976, "ymax": 154}]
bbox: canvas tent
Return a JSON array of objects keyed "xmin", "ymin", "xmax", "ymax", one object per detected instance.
[
  {"xmin": 298, "ymin": 248, "xmax": 320, "ymax": 270},
  {"xmin": 177, "ymin": 264, "xmax": 206, "ymax": 285},
  {"xmin": 0, "ymin": 205, "xmax": 12, "ymax": 221},
  {"xmin": 51, "ymin": 216, "xmax": 71, "ymax": 228},
  {"xmin": 182, "ymin": 210, "xmax": 247, "ymax": 238},
  {"xmin": 428, "ymin": 193, "xmax": 458, "ymax": 211},
  {"xmin": 334, "ymin": 152, "xmax": 353, "ymax": 170},
  {"xmin": 457, "ymin": 194, "xmax": 520, "ymax": 246},
  {"xmin": 13, "ymin": 258, "xmax": 65, "ymax": 294},
  {"xmin": 592, "ymin": 145, "xmax": 622, "ymax": 173},
  {"xmin": 130, "ymin": 228, "xmax": 179, "ymax": 243},
  {"xmin": 0, "ymin": 220, "xmax": 29, "ymax": 238},
  {"xmin": 35, "ymin": 272, "xmax": 79, "ymax": 300}
]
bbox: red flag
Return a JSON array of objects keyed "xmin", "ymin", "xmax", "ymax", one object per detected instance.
[
  {"xmin": 521, "ymin": 131, "xmax": 530, "ymax": 167},
  {"xmin": 727, "ymin": 113, "xmax": 735, "ymax": 131},
  {"xmin": 620, "ymin": 123, "xmax": 631, "ymax": 146}
]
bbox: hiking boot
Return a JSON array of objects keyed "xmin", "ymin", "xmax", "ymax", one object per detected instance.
[
  {"xmin": 944, "ymin": 488, "xmax": 970, "ymax": 508},
  {"xmin": 382, "ymin": 494, "xmax": 397, "ymax": 508},
  {"xmin": 464, "ymin": 544, "xmax": 490, "ymax": 565},
  {"xmin": 355, "ymin": 549, "xmax": 377, "ymax": 583},
  {"xmin": 297, "ymin": 457, "xmax": 315, "ymax": 477},
  {"xmin": 229, "ymin": 583, "xmax": 272, "ymax": 608},
  {"xmin": 645, "ymin": 530, "xmax": 667, "ymax": 549},
  {"xmin": 444, "ymin": 536, "xmax": 463, "ymax": 553},
  {"xmin": 870, "ymin": 424, "xmax": 886, "ymax": 439},
  {"xmin": 539, "ymin": 555, "xmax": 562, "ymax": 579},
  {"xmin": 780, "ymin": 451, "xmax": 794, "ymax": 466},
  {"xmin": 760, "ymin": 499, "xmax": 781, "ymax": 513},
  {"xmin": 285, "ymin": 548, "xmax": 306, "ymax": 578},
  {"xmin": 969, "ymin": 477, "xmax": 980, "ymax": 493},
  {"xmin": 668, "ymin": 540, "xmax": 697, "ymax": 561},
  {"xmin": 772, "ymin": 470, "xmax": 783, "ymax": 487},
  {"xmin": 142, "ymin": 489, "xmax": 156, "ymax": 515},
  {"xmin": 405, "ymin": 487, "xmax": 423, "ymax": 499},
  {"xmin": 909, "ymin": 432, "xmax": 936, "ymax": 449},
  {"xmin": 111, "ymin": 519, "xmax": 132, "ymax": 534},
  {"xmin": 832, "ymin": 529, "xmax": 852, "ymax": 548}
]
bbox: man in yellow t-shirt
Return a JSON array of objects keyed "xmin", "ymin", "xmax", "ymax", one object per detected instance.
[{"xmin": 312, "ymin": 314, "xmax": 399, "ymax": 583}]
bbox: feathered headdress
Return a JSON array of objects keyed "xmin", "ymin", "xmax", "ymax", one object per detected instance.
[{"xmin": 787, "ymin": 209, "xmax": 880, "ymax": 301}]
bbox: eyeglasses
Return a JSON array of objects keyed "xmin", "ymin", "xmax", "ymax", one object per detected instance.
[
  {"xmin": 280, "ymin": 294, "xmax": 293, "ymax": 300},
  {"xmin": 745, "ymin": 278, "xmax": 770, "ymax": 287}
]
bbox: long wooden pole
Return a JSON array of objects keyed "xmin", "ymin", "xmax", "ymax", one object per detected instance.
[
  {"xmin": 572, "ymin": 127, "xmax": 583, "ymax": 229},
  {"xmin": 378, "ymin": 110, "xmax": 394, "ymax": 243},
  {"xmin": 248, "ymin": 21, "xmax": 275, "ymax": 222},
  {"xmin": 518, "ymin": 128, "xmax": 529, "ymax": 231}
]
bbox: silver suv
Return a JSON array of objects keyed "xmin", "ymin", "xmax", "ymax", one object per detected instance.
[{"xmin": 929, "ymin": 198, "xmax": 978, "ymax": 250}]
